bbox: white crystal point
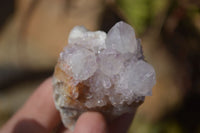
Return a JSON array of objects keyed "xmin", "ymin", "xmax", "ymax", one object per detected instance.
[
  {"xmin": 70, "ymin": 49, "xmax": 97, "ymax": 81},
  {"xmin": 105, "ymin": 21, "xmax": 137, "ymax": 54},
  {"xmin": 60, "ymin": 46, "xmax": 97, "ymax": 81},
  {"xmin": 68, "ymin": 26, "xmax": 106, "ymax": 53},
  {"xmin": 68, "ymin": 26, "xmax": 88, "ymax": 42},
  {"xmin": 120, "ymin": 60, "xmax": 155, "ymax": 96}
]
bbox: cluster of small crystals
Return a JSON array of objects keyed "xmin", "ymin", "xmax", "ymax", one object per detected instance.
[{"xmin": 59, "ymin": 21, "xmax": 156, "ymax": 108}]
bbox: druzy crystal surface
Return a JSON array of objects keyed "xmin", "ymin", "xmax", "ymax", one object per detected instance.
[{"xmin": 53, "ymin": 21, "xmax": 156, "ymax": 130}]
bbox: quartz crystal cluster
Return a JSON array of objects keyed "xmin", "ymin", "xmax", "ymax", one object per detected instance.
[{"xmin": 53, "ymin": 21, "xmax": 156, "ymax": 130}]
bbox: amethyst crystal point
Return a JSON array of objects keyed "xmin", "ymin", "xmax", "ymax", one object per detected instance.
[{"xmin": 53, "ymin": 21, "xmax": 156, "ymax": 130}]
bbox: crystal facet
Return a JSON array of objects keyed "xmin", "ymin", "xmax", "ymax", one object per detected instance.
[{"xmin": 105, "ymin": 21, "xmax": 137, "ymax": 54}]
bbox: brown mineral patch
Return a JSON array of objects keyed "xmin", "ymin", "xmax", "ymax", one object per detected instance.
[{"xmin": 54, "ymin": 63, "xmax": 78, "ymax": 101}]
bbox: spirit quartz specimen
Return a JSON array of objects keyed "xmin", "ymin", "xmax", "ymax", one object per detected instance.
[{"xmin": 53, "ymin": 21, "xmax": 156, "ymax": 130}]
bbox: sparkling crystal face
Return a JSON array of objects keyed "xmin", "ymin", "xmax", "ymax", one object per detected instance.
[{"xmin": 57, "ymin": 21, "xmax": 156, "ymax": 108}]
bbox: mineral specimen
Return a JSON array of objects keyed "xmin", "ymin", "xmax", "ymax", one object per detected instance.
[{"xmin": 53, "ymin": 21, "xmax": 156, "ymax": 130}]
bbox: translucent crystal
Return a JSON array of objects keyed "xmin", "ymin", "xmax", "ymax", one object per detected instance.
[
  {"xmin": 105, "ymin": 21, "xmax": 137, "ymax": 54},
  {"xmin": 68, "ymin": 26, "xmax": 106, "ymax": 52},
  {"xmin": 53, "ymin": 21, "xmax": 156, "ymax": 130},
  {"xmin": 60, "ymin": 45, "xmax": 97, "ymax": 81},
  {"xmin": 117, "ymin": 60, "xmax": 155, "ymax": 96}
]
